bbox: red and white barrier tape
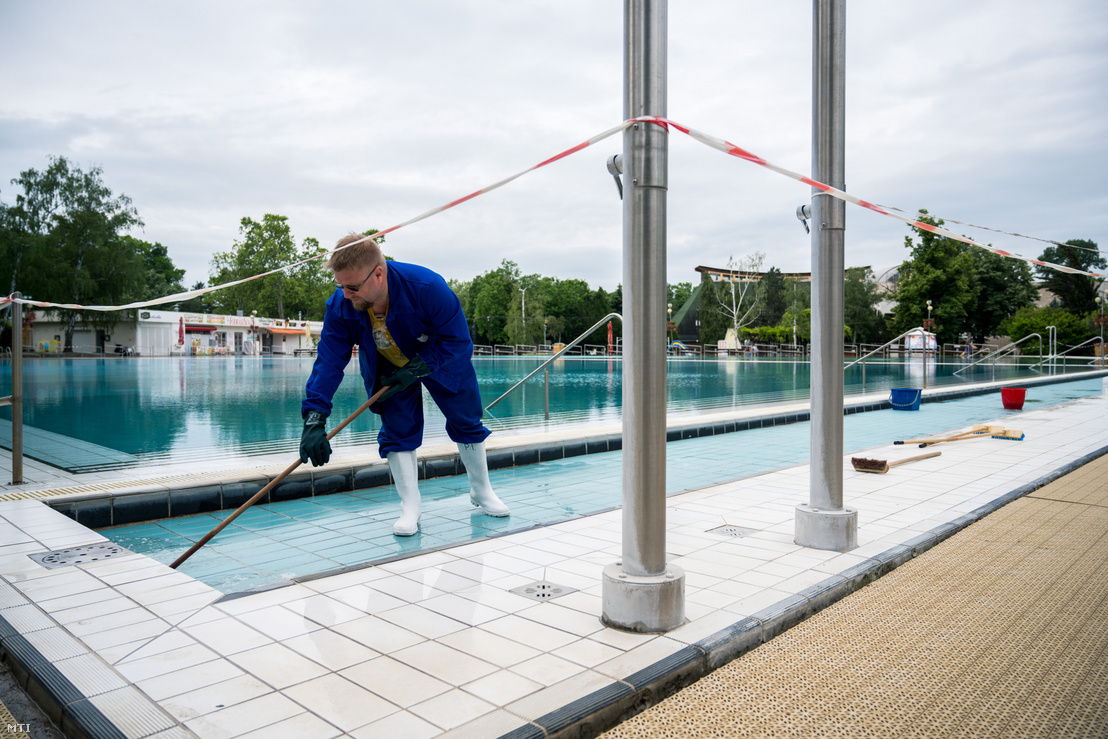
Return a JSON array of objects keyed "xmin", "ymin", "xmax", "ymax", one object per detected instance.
[
  {"xmin": 639, "ymin": 116, "xmax": 1105, "ymax": 279},
  {"xmin": 5, "ymin": 116, "xmax": 1100, "ymax": 313}
]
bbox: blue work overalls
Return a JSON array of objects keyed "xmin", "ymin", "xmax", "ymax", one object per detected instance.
[{"xmin": 302, "ymin": 261, "xmax": 490, "ymax": 456}]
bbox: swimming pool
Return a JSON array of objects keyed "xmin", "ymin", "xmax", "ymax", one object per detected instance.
[
  {"xmin": 0, "ymin": 354, "xmax": 1078, "ymax": 472},
  {"xmin": 101, "ymin": 377, "xmax": 1106, "ymax": 594}
]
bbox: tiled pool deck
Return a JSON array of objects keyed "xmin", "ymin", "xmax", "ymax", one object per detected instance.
[{"xmin": 1, "ymin": 372, "xmax": 1107, "ymax": 737}]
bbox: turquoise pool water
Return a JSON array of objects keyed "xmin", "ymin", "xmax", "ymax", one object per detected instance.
[
  {"xmin": 102, "ymin": 377, "xmax": 1105, "ymax": 594},
  {"xmin": 0, "ymin": 354, "xmax": 1070, "ymax": 472}
]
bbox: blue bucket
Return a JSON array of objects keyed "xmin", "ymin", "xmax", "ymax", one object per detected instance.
[{"xmin": 890, "ymin": 387, "xmax": 922, "ymax": 411}]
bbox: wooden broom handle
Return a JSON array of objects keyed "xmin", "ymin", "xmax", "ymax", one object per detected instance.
[{"xmin": 170, "ymin": 386, "xmax": 390, "ymax": 569}]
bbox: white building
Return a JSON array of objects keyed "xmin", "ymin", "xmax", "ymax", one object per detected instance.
[{"xmin": 22, "ymin": 308, "xmax": 322, "ymax": 357}]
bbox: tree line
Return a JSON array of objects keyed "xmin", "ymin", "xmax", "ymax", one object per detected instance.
[{"xmin": 2, "ymin": 157, "xmax": 1103, "ymax": 354}]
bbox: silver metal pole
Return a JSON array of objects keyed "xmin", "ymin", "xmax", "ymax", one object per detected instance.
[
  {"xmin": 12, "ymin": 292, "xmax": 23, "ymax": 485},
  {"xmin": 602, "ymin": 0, "xmax": 684, "ymax": 633},
  {"xmin": 796, "ymin": 0, "xmax": 856, "ymax": 550}
]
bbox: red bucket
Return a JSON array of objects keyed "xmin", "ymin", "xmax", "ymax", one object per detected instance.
[{"xmin": 1001, "ymin": 387, "xmax": 1026, "ymax": 410}]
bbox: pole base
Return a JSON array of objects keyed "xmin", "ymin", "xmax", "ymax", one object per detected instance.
[
  {"xmin": 601, "ymin": 563, "xmax": 686, "ymax": 633},
  {"xmin": 795, "ymin": 504, "xmax": 858, "ymax": 551}
]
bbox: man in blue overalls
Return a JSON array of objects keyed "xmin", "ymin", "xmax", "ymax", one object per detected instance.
[{"xmin": 299, "ymin": 233, "xmax": 509, "ymax": 536}]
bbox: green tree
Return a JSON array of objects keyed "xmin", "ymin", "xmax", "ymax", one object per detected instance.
[
  {"xmin": 1035, "ymin": 239, "xmax": 1105, "ymax": 315},
  {"xmin": 208, "ymin": 214, "xmax": 322, "ymax": 320},
  {"xmin": 468, "ymin": 260, "xmax": 519, "ymax": 344},
  {"xmin": 778, "ymin": 306, "xmax": 811, "ymax": 344},
  {"xmin": 963, "ymin": 249, "xmax": 1037, "ymax": 343},
  {"xmin": 506, "ymin": 273, "xmax": 545, "ymax": 346},
  {"xmin": 998, "ymin": 306, "xmax": 1087, "ymax": 354},
  {"xmin": 124, "ymin": 236, "xmax": 186, "ymax": 302},
  {"xmin": 758, "ymin": 267, "xmax": 787, "ymax": 327},
  {"xmin": 697, "ymin": 272, "xmax": 727, "ymax": 345},
  {"xmin": 0, "ymin": 156, "xmax": 144, "ymax": 349},
  {"xmin": 667, "ymin": 282, "xmax": 693, "ymax": 315},
  {"xmin": 843, "ymin": 267, "xmax": 886, "ymax": 344},
  {"xmin": 892, "ymin": 212, "xmax": 976, "ymax": 345}
]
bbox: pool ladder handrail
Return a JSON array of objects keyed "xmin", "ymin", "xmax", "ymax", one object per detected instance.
[
  {"xmin": 483, "ymin": 312, "xmax": 623, "ymax": 416},
  {"xmin": 953, "ymin": 333, "xmax": 1044, "ymax": 377},
  {"xmin": 1027, "ymin": 336, "xmax": 1105, "ymax": 370},
  {"xmin": 844, "ymin": 328, "xmax": 930, "ymax": 371},
  {"xmin": 844, "ymin": 328, "xmax": 935, "ymax": 394}
]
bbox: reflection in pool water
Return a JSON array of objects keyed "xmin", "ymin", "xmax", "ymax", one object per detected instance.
[{"xmin": 0, "ymin": 354, "xmax": 1078, "ymax": 471}]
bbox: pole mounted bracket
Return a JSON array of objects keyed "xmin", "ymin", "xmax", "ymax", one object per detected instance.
[
  {"xmin": 607, "ymin": 154, "xmax": 624, "ymax": 200},
  {"xmin": 796, "ymin": 204, "xmax": 812, "ymax": 234}
]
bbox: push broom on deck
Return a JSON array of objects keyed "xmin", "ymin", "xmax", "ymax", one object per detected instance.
[{"xmin": 851, "ymin": 451, "xmax": 942, "ymax": 474}]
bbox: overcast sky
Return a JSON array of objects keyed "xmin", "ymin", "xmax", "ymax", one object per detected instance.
[{"xmin": 2, "ymin": 1, "xmax": 1105, "ymax": 297}]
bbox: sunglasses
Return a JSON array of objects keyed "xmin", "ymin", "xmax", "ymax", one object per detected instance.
[{"xmin": 335, "ymin": 267, "xmax": 378, "ymax": 292}]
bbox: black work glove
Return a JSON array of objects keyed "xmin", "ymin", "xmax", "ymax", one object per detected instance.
[
  {"xmin": 378, "ymin": 355, "xmax": 431, "ymax": 402},
  {"xmin": 299, "ymin": 410, "xmax": 331, "ymax": 466}
]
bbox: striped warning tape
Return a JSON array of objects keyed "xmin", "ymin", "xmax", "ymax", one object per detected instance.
[
  {"xmin": 4, "ymin": 116, "xmax": 1100, "ymax": 313},
  {"xmin": 639, "ymin": 116, "xmax": 1105, "ymax": 279}
]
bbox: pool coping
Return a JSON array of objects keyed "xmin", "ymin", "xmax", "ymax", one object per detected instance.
[{"xmin": 19, "ymin": 369, "xmax": 1108, "ymax": 530}]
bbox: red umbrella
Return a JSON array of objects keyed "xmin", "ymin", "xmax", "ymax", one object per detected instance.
[
  {"xmin": 179, "ymin": 316, "xmax": 185, "ymax": 345},
  {"xmin": 607, "ymin": 321, "xmax": 614, "ymax": 354}
]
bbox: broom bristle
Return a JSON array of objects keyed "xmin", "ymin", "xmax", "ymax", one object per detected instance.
[
  {"xmin": 851, "ymin": 457, "xmax": 888, "ymax": 472},
  {"xmin": 992, "ymin": 429, "xmax": 1024, "ymax": 440}
]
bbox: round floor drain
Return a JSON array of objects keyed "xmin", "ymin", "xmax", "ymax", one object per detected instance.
[{"xmin": 30, "ymin": 543, "xmax": 128, "ymax": 569}]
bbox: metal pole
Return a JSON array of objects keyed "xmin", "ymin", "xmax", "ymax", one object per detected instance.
[
  {"xmin": 544, "ymin": 369, "xmax": 550, "ymax": 421},
  {"xmin": 602, "ymin": 0, "xmax": 684, "ymax": 633},
  {"xmin": 796, "ymin": 0, "xmax": 856, "ymax": 551},
  {"xmin": 11, "ymin": 292, "xmax": 23, "ymax": 485}
]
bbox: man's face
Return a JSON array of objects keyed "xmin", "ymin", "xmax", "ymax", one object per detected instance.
[{"xmin": 333, "ymin": 264, "xmax": 385, "ymax": 313}]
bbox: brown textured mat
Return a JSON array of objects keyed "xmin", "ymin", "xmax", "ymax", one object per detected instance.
[{"xmin": 602, "ymin": 454, "xmax": 1108, "ymax": 739}]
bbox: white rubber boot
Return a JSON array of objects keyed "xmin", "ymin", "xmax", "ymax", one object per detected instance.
[
  {"xmin": 458, "ymin": 442, "xmax": 509, "ymax": 517},
  {"xmin": 387, "ymin": 450, "xmax": 421, "ymax": 536}
]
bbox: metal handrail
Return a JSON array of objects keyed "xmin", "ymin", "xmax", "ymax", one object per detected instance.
[
  {"xmin": 1029, "ymin": 337, "xmax": 1104, "ymax": 370},
  {"xmin": 483, "ymin": 312, "xmax": 622, "ymax": 413},
  {"xmin": 844, "ymin": 328, "xmax": 926, "ymax": 370},
  {"xmin": 953, "ymin": 333, "xmax": 1043, "ymax": 376}
]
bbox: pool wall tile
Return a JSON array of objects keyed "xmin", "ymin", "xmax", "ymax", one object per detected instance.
[
  {"xmin": 424, "ymin": 455, "xmax": 460, "ymax": 479},
  {"xmin": 514, "ymin": 446, "xmax": 541, "ymax": 466},
  {"xmin": 585, "ymin": 437, "xmax": 609, "ymax": 454},
  {"xmin": 538, "ymin": 445, "xmax": 564, "ymax": 462},
  {"xmin": 170, "ymin": 486, "xmax": 222, "ymax": 517},
  {"xmin": 270, "ymin": 475, "xmax": 314, "ymax": 502},
  {"xmin": 311, "ymin": 470, "xmax": 353, "ymax": 497},
  {"xmin": 564, "ymin": 440, "xmax": 587, "ymax": 458},
  {"xmin": 221, "ymin": 480, "xmax": 268, "ymax": 509},
  {"xmin": 353, "ymin": 464, "xmax": 391, "ymax": 489},
  {"xmin": 487, "ymin": 448, "xmax": 516, "ymax": 470},
  {"xmin": 112, "ymin": 493, "xmax": 169, "ymax": 526},
  {"xmin": 52, "ymin": 499, "xmax": 113, "ymax": 529}
]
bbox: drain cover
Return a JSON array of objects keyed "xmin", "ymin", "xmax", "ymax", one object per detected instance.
[
  {"xmin": 509, "ymin": 580, "xmax": 577, "ymax": 601},
  {"xmin": 29, "ymin": 543, "xmax": 128, "ymax": 569},
  {"xmin": 709, "ymin": 525, "xmax": 758, "ymax": 538}
]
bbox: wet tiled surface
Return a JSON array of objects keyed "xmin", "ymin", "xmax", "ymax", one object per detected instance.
[
  {"xmin": 0, "ymin": 378, "xmax": 1106, "ymax": 738},
  {"xmin": 98, "ymin": 379, "xmax": 1103, "ymax": 593}
]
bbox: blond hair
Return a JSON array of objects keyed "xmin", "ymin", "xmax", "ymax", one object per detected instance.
[{"xmin": 326, "ymin": 233, "xmax": 385, "ymax": 273}]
